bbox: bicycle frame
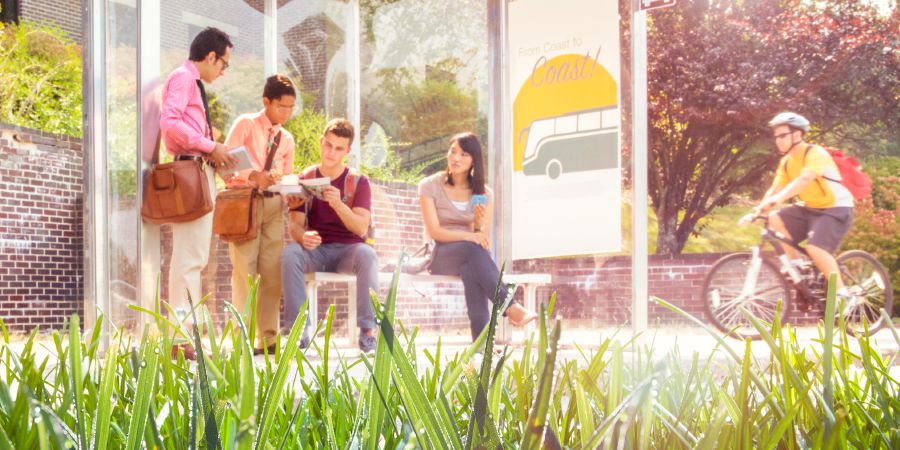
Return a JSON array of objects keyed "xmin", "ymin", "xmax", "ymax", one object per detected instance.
[{"xmin": 752, "ymin": 216, "xmax": 817, "ymax": 299}]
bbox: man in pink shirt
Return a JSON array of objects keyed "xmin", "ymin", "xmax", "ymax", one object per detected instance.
[
  {"xmin": 160, "ymin": 27, "xmax": 237, "ymax": 359},
  {"xmin": 223, "ymin": 75, "xmax": 296, "ymax": 354}
]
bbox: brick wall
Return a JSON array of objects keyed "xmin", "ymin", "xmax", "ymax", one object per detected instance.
[
  {"xmin": 156, "ymin": 180, "xmax": 824, "ymax": 335},
  {"xmin": 155, "ymin": 179, "xmax": 470, "ymax": 334},
  {"xmin": 0, "ymin": 125, "xmax": 84, "ymax": 330},
  {"xmin": 19, "ymin": 0, "xmax": 83, "ymax": 43},
  {"xmin": 0, "ymin": 124, "xmax": 822, "ymax": 333}
]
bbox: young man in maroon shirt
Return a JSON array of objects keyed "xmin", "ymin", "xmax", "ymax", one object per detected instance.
[{"xmin": 281, "ymin": 118, "xmax": 378, "ymax": 352}]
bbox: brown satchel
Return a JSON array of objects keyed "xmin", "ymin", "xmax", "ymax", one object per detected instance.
[
  {"xmin": 213, "ymin": 131, "xmax": 281, "ymax": 243},
  {"xmin": 140, "ymin": 131, "xmax": 213, "ymax": 224}
]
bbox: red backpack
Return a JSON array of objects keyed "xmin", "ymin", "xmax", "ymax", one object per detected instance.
[{"xmin": 803, "ymin": 145, "xmax": 872, "ymax": 200}]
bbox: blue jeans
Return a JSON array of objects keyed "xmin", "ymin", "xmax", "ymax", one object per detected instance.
[{"xmin": 281, "ymin": 242, "xmax": 378, "ymax": 332}]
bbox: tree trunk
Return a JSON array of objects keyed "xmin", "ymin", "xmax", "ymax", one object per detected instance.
[{"xmin": 655, "ymin": 211, "xmax": 680, "ymax": 256}]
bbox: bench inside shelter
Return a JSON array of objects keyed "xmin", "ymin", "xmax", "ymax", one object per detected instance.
[{"xmin": 303, "ymin": 272, "xmax": 552, "ymax": 343}]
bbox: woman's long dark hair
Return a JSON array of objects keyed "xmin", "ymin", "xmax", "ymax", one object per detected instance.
[{"xmin": 445, "ymin": 132, "xmax": 486, "ymax": 195}]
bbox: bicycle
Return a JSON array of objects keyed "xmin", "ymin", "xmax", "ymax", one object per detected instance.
[{"xmin": 702, "ymin": 211, "xmax": 893, "ymax": 339}]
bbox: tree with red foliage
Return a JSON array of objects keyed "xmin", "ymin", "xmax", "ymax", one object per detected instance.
[{"xmin": 647, "ymin": 0, "xmax": 899, "ymax": 255}]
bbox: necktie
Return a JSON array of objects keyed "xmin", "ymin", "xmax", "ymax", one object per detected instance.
[{"xmin": 196, "ymin": 80, "xmax": 213, "ymax": 139}]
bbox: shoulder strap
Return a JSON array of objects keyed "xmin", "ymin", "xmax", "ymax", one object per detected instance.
[
  {"xmin": 300, "ymin": 165, "xmax": 319, "ymax": 179},
  {"xmin": 343, "ymin": 168, "xmax": 361, "ymax": 206},
  {"xmin": 802, "ymin": 144, "xmax": 813, "ymax": 164},
  {"xmin": 262, "ymin": 131, "xmax": 282, "ymax": 171},
  {"xmin": 151, "ymin": 129, "xmax": 162, "ymax": 166}
]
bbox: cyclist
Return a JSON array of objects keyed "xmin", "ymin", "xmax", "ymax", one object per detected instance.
[{"xmin": 756, "ymin": 112, "xmax": 854, "ymax": 302}]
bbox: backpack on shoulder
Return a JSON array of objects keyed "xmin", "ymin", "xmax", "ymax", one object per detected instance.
[{"xmin": 803, "ymin": 145, "xmax": 872, "ymax": 200}]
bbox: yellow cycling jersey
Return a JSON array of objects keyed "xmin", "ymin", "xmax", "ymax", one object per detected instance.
[{"xmin": 773, "ymin": 144, "xmax": 854, "ymax": 209}]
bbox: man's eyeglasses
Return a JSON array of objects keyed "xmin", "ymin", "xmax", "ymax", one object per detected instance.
[
  {"xmin": 773, "ymin": 132, "xmax": 792, "ymax": 141},
  {"xmin": 216, "ymin": 57, "xmax": 230, "ymax": 71}
]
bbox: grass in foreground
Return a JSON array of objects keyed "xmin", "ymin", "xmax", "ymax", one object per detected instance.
[{"xmin": 0, "ymin": 268, "xmax": 898, "ymax": 449}]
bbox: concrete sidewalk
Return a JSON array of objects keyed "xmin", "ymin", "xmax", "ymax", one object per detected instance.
[{"xmin": 4, "ymin": 324, "xmax": 898, "ymax": 380}]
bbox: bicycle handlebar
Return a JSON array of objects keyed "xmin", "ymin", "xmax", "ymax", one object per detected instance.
[{"xmin": 738, "ymin": 210, "xmax": 768, "ymax": 226}]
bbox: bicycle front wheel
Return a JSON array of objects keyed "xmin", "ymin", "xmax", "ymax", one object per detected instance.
[
  {"xmin": 703, "ymin": 252, "xmax": 792, "ymax": 339},
  {"xmin": 837, "ymin": 250, "xmax": 894, "ymax": 335}
]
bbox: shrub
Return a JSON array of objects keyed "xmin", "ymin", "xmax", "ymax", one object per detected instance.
[
  {"xmin": 842, "ymin": 157, "xmax": 900, "ymax": 305},
  {"xmin": 0, "ymin": 20, "xmax": 82, "ymax": 137},
  {"xmin": 283, "ymin": 108, "xmax": 426, "ymax": 182},
  {"xmin": 282, "ymin": 108, "xmax": 327, "ymax": 172},
  {"xmin": 841, "ymin": 156, "xmax": 900, "ymax": 306}
]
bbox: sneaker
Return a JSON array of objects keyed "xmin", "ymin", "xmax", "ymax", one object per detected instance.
[
  {"xmin": 171, "ymin": 342, "xmax": 196, "ymax": 361},
  {"xmin": 253, "ymin": 343, "xmax": 277, "ymax": 356},
  {"xmin": 300, "ymin": 329, "xmax": 311, "ymax": 350},
  {"xmin": 358, "ymin": 328, "xmax": 377, "ymax": 353}
]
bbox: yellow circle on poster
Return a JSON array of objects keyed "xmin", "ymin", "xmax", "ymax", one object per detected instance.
[{"xmin": 513, "ymin": 52, "xmax": 618, "ymax": 171}]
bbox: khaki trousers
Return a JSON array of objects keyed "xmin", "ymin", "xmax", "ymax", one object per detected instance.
[
  {"xmin": 168, "ymin": 165, "xmax": 217, "ymax": 317},
  {"xmin": 229, "ymin": 194, "xmax": 284, "ymax": 347}
]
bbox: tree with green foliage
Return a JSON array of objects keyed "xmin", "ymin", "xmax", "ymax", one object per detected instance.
[
  {"xmin": 0, "ymin": 20, "xmax": 82, "ymax": 136},
  {"xmin": 647, "ymin": 0, "xmax": 899, "ymax": 255},
  {"xmin": 282, "ymin": 108, "xmax": 327, "ymax": 172}
]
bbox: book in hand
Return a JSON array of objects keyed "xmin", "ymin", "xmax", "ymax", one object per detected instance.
[
  {"xmin": 270, "ymin": 175, "xmax": 332, "ymax": 199},
  {"xmin": 216, "ymin": 146, "xmax": 253, "ymax": 177}
]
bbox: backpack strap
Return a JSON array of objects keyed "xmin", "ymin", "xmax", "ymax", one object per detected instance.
[
  {"xmin": 802, "ymin": 144, "xmax": 841, "ymax": 183},
  {"xmin": 300, "ymin": 165, "xmax": 318, "ymax": 179},
  {"xmin": 343, "ymin": 168, "xmax": 361, "ymax": 206}
]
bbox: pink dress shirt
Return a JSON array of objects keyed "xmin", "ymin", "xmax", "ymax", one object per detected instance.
[
  {"xmin": 224, "ymin": 110, "xmax": 296, "ymax": 188},
  {"xmin": 160, "ymin": 60, "xmax": 216, "ymax": 156}
]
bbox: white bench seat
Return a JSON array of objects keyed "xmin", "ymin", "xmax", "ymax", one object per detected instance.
[{"xmin": 303, "ymin": 272, "xmax": 552, "ymax": 342}]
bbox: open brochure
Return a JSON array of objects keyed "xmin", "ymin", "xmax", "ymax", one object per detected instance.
[{"xmin": 269, "ymin": 174, "xmax": 331, "ymax": 199}]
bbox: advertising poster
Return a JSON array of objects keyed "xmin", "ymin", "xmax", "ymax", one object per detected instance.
[{"xmin": 509, "ymin": 0, "xmax": 622, "ymax": 259}]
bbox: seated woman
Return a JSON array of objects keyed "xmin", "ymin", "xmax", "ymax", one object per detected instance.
[{"xmin": 418, "ymin": 132, "xmax": 538, "ymax": 341}]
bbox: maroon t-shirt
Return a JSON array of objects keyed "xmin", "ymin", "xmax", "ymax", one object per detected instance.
[{"xmin": 291, "ymin": 167, "xmax": 371, "ymax": 244}]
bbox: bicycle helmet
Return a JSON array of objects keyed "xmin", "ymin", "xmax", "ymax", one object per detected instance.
[{"xmin": 768, "ymin": 112, "xmax": 810, "ymax": 133}]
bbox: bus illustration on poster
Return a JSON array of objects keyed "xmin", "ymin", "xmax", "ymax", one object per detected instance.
[
  {"xmin": 521, "ymin": 107, "xmax": 619, "ymax": 180},
  {"xmin": 509, "ymin": 0, "xmax": 621, "ymax": 260}
]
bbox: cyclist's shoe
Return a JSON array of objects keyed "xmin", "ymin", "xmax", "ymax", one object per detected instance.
[
  {"xmin": 792, "ymin": 290, "xmax": 813, "ymax": 312},
  {"xmin": 836, "ymin": 291, "xmax": 863, "ymax": 311}
]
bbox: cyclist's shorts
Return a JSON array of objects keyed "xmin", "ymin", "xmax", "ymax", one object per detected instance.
[{"xmin": 777, "ymin": 205, "xmax": 853, "ymax": 254}]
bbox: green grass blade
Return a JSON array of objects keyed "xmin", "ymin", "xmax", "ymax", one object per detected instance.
[
  {"xmin": 379, "ymin": 307, "xmax": 460, "ymax": 449},
  {"xmin": 124, "ymin": 339, "xmax": 159, "ymax": 450},
  {"xmin": 68, "ymin": 315, "xmax": 88, "ymax": 449},
  {"xmin": 0, "ymin": 427, "xmax": 12, "ymax": 450},
  {"xmin": 520, "ymin": 319, "xmax": 561, "ymax": 450},
  {"xmin": 223, "ymin": 301, "xmax": 257, "ymax": 450},
  {"xmin": 822, "ymin": 273, "xmax": 837, "ymax": 439},
  {"xmin": 254, "ymin": 303, "xmax": 307, "ymax": 450},
  {"xmin": 187, "ymin": 297, "xmax": 222, "ymax": 450},
  {"xmin": 90, "ymin": 334, "xmax": 119, "ymax": 450},
  {"xmin": 365, "ymin": 259, "xmax": 402, "ymax": 450},
  {"xmin": 653, "ymin": 296, "xmax": 784, "ymax": 417},
  {"xmin": 466, "ymin": 272, "xmax": 507, "ymax": 450}
]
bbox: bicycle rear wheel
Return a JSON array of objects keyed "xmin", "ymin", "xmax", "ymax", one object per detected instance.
[
  {"xmin": 703, "ymin": 252, "xmax": 792, "ymax": 339},
  {"xmin": 837, "ymin": 250, "xmax": 894, "ymax": 335}
]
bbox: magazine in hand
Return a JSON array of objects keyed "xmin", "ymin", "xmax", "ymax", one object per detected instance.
[
  {"xmin": 217, "ymin": 146, "xmax": 253, "ymax": 176},
  {"xmin": 270, "ymin": 174, "xmax": 331, "ymax": 199},
  {"xmin": 298, "ymin": 177, "xmax": 331, "ymax": 199}
]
